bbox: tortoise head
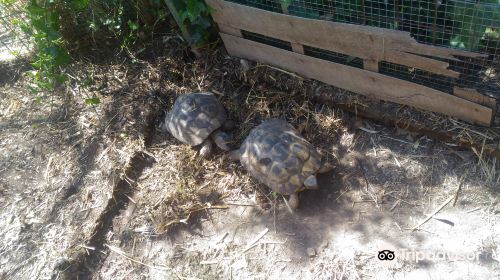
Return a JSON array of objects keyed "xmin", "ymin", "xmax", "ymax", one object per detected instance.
[{"xmin": 157, "ymin": 110, "xmax": 171, "ymax": 133}]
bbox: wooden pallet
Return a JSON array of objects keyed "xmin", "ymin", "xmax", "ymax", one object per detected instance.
[{"xmin": 206, "ymin": 0, "xmax": 496, "ymax": 127}]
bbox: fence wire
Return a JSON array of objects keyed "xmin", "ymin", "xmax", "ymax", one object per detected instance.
[
  {"xmin": 0, "ymin": 1, "xmax": 31, "ymax": 62},
  {"xmin": 229, "ymin": 0, "xmax": 500, "ymax": 97}
]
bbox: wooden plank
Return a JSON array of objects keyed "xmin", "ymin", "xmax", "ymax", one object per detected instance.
[
  {"xmin": 384, "ymin": 50, "xmax": 460, "ymax": 78},
  {"xmin": 207, "ymin": 0, "xmax": 486, "ymax": 66},
  {"xmin": 217, "ymin": 24, "xmax": 242, "ymax": 37},
  {"xmin": 291, "ymin": 43, "xmax": 304, "ymax": 54},
  {"xmin": 219, "ymin": 33, "xmax": 493, "ymax": 126},
  {"xmin": 388, "ymin": 37, "xmax": 486, "ymax": 61},
  {"xmin": 207, "ymin": 0, "xmax": 383, "ymax": 62},
  {"xmin": 364, "ymin": 59, "xmax": 379, "ymax": 72},
  {"xmin": 454, "ymin": 87, "xmax": 497, "ymax": 110}
]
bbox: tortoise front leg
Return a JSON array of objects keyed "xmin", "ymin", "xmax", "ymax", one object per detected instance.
[
  {"xmin": 288, "ymin": 193, "xmax": 300, "ymax": 209},
  {"xmin": 212, "ymin": 130, "xmax": 231, "ymax": 151},
  {"xmin": 199, "ymin": 139, "xmax": 213, "ymax": 158}
]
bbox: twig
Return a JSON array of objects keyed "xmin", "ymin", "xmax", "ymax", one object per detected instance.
[
  {"xmin": 282, "ymin": 196, "xmax": 294, "ymax": 214},
  {"xmin": 200, "ymin": 260, "xmax": 219, "ymax": 265},
  {"xmin": 243, "ymin": 228, "xmax": 269, "ymax": 253},
  {"xmin": 224, "ymin": 201, "xmax": 258, "ymax": 207},
  {"xmin": 78, "ymin": 244, "xmax": 95, "ymax": 250},
  {"xmin": 453, "ymin": 172, "xmax": 467, "ymax": 207},
  {"xmin": 464, "ymin": 207, "xmax": 481, "ymax": 214},
  {"xmin": 239, "ymin": 240, "xmax": 286, "ymax": 257},
  {"xmin": 336, "ymin": 189, "xmax": 349, "ymax": 201},
  {"xmin": 204, "ymin": 240, "xmax": 285, "ymax": 265},
  {"xmin": 358, "ymin": 127, "xmax": 379, "ymax": 134},
  {"xmin": 380, "ymin": 135, "xmax": 421, "ymax": 146},
  {"xmin": 105, "ymin": 244, "xmax": 169, "ymax": 271},
  {"xmin": 386, "ymin": 194, "xmax": 417, "ymax": 206},
  {"xmin": 410, "ymin": 195, "xmax": 455, "ymax": 232},
  {"xmin": 44, "ymin": 156, "xmax": 53, "ymax": 180},
  {"xmin": 158, "ymin": 204, "xmax": 229, "ymax": 233},
  {"xmin": 255, "ymin": 64, "xmax": 304, "ymax": 80}
]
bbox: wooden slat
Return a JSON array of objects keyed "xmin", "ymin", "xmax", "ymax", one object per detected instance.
[
  {"xmin": 220, "ymin": 33, "xmax": 493, "ymax": 126},
  {"xmin": 207, "ymin": 0, "xmax": 383, "ymax": 61},
  {"xmin": 206, "ymin": 0, "xmax": 485, "ymax": 76},
  {"xmin": 454, "ymin": 87, "xmax": 497, "ymax": 110},
  {"xmin": 217, "ymin": 24, "xmax": 242, "ymax": 37}
]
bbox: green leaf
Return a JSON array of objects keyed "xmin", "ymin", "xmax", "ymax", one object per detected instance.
[
  {"xmin": 85, "ymin": 97, "xmax": 101, "ymax": 105},
  {"xmin": 0, "ymin": 0, "xmax": 17, "ymax": 5},
  {"xmin": 128, "ymin": 20, "xmax": 138, "ymax": 31},
  {"xmin": 72, "ymin": 0, "xmax": 90, "ymax": 10},
  {"xmin": 281, "ymin": 0, "xmax": 293, "ymax": 10},
  {"xmin": 449, "ymin": 0, "xmax": 500, "ymax": 50}
]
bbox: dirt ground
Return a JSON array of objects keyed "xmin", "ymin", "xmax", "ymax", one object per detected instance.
[{"xmin": 1, "ymin": 32, "xmax": 499, "ymax": 280}]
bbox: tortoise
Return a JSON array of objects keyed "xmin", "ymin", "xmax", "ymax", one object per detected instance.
[
  {"xmin": 160, "ymin": 92, "xmax": 234, "ymax": 157},
  {"xmin": 230, "ymin": 119, "xmax": 331, "ymax": 209}
]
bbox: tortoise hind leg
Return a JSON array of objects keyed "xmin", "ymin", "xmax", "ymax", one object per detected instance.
[{"xmin": 199, "ymin": 139, "xmax": 213, "ymax": 158}]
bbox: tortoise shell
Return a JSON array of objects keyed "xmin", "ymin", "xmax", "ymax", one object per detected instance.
[
  {"xmin": 238, "ymin": 119, "xmax": 322, "ymax": 195},
  {"xmin": 164, "ymin": 92, "xmax": 227, "ymax": 146}
]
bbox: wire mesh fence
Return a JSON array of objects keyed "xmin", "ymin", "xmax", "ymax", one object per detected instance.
[
  {"xmin": 0, "ymin": 1, "xmax": 31, "ymax": 62},
  {"xmin": 229, "ymin": 0, "xmax": 500, "ymax": 97}
]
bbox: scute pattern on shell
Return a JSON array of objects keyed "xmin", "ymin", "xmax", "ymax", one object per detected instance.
[
  {"xmin": 238, "ymin": 119, "xmax": 322, "ymax": 195},
  {"xmin": 165, "ymin": 92, "xmax": 227, "ymax": 146}
]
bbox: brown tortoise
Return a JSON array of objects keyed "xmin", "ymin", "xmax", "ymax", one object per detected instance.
[
  {"xmin": 160, "ymin": 92, "xmax": 234, "ymax": 157},
  {"xmin": 230, "ymin": 119, "xmax": 331, "ymax": 209}
]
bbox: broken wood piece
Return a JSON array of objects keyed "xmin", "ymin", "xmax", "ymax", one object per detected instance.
[
  {"xmin": 453, "ymin": 87, "xmax": 497, "ymax": 111},
  {"xmin": 384, "ymin": 50, "xmax": 460, "ymax": 78},
  {"xmin": 314, "ymin": 91, "xmax": 500, "ymax": 159},
  {"xmin": 220, "ymin": 33, "xmax": 493, "ymax": 126}
]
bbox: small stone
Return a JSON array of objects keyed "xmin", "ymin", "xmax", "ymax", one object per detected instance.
[{"xmin": 306, "ymin": 247, "xmax": 316, "ymax": 257}]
